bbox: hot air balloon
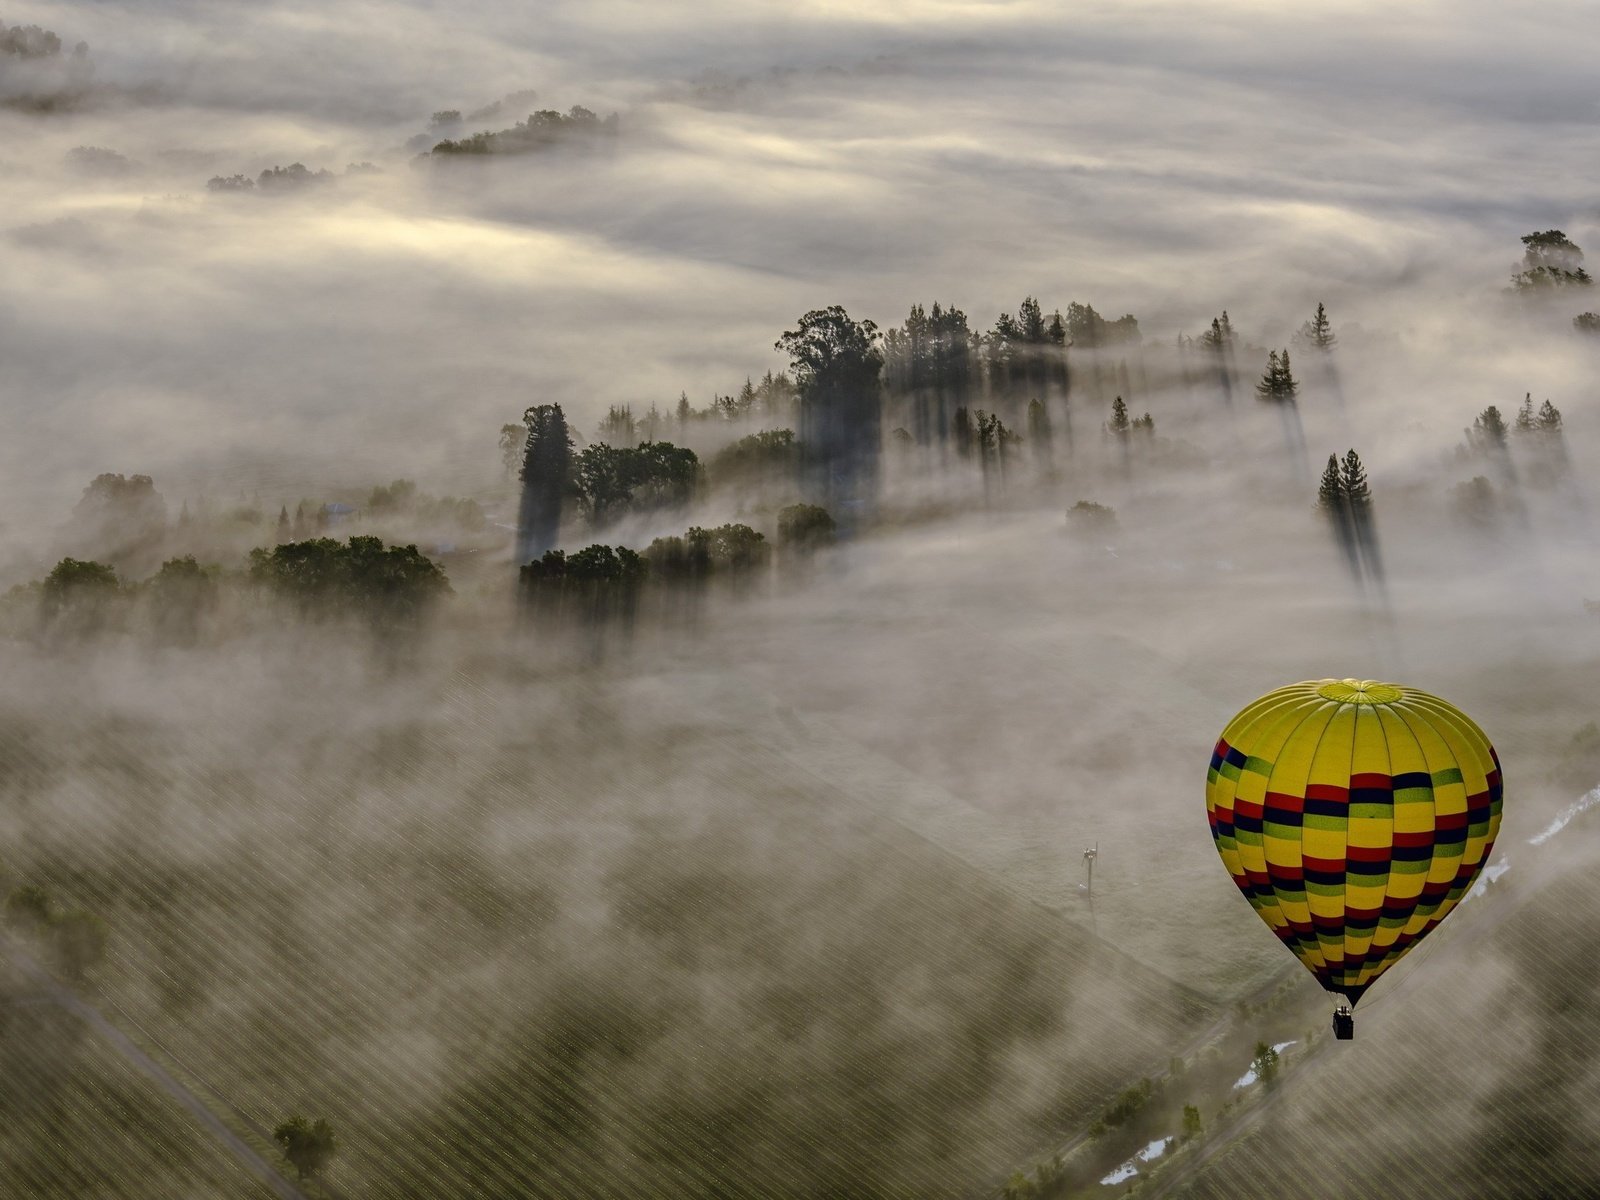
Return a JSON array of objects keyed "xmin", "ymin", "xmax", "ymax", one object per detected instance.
[{"xmin": 1205, "ymin": 679, "xmax": 1502, "ymax": 1039}]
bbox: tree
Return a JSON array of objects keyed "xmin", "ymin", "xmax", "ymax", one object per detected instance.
[
  {"xmin": 498, "ymin": 424, "xmax": 525, "ymax": 476},
  {"xmin": 1469, "ymin": 405, "xmax": 1509, "ymax": 453},
  {"xmin": 1107, "ymin": 396, "xmax": 1130, "ymax": 435},
  {"xmin": 1575, "ymin": 312, "xmax": 1600, "ymax": 334},
  {"xmin": 1251, "ymin": 1041, "xmax": 1280, "ymax": 1087},
  {"xmin": 273, "ymin": 1116, "xmax": 338, "ymax": 1181},
  {"xmin": 776, "ymin": 306, "xmax": 884, "ymax": 503},
  {"xmin": 1340, "ymin": 449, "xmax": 1370, "ymax": 513},
  {"xmin": 1538, "ymin": 399, "xmax": 1563, "ymax": 432},
  {"xmin": 70, "ymin": 473, "xmax": 167, "ymax": 557},
  {"xmin": 1298, "ymin": 302, "xmax": 1336, "ymax": 351},
  {"xmin": 1515, "ymin": 393, "xmax": 1536, "ymax": 433},
  {"xmin": 575, "ymin": 442, "xmax": 698, "ymax": 523},
  {"xmin": 41, "ymin": 558, "xmax": 120, "ymax": 629},
  {"xmin": 950, "ymin": 406, "xmax": 975, "ymax": 459},
  {"xmin": 777, "ymin": 504, "xmax": 836, "ymax": 552},
  {"xmin": 1182, "ymin": 1104, "xmax": 1203, "ymax": 1140},
  {"xmin": 517, "ymin": 404, "xmax": 574, "ymax": 562},
  {"xmin": 575, "ymin": 444, "xmax": 636, "ymax": 523},
  {"xmin": 1254, "ymin": 349, "xmax": 1299, "ymax": 404},
  {"xmin": 1511, "ymin": 230, "xmax": 1592, "ymax": 290},
  {"xmin": 708, "ymin": 429, "xmax": 798, "ymax": 486},
  {"xmin": 1067, "ymin": 500, "xmax": 1116, "ymax": 532},
  {"xmin": 148, "ymin": 556, "xmax": 218, "ymax": 642},
  {"xmin": 1317, "ymin": 455, "xmax": 1344, "ymax": 514},
  {"xmin": 598, "ymin": 405, "xmax": 636, "ymax": 445}
]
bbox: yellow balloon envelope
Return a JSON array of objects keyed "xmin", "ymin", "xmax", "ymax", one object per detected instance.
[{"xmin": 1206, "ymin": 679, "xmax": 1502, "ymax": 1006}]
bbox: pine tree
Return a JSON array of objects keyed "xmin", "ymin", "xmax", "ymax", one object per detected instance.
[
  {"xmin": 676, "ymin": 391, "xmax": 692, "ymax": 429},
  {"xmin": 276, "ymin": 505, "xmax": 290, "ymax": 542},
  {"xmin": 1537, "ymin": 399, "xmax": 1563, "ymax": 432},
  {"xmin": 1108, "ymin": 395, "xmax": 1130, "ymax": 434},
  {"xmin": 1515, "ymin": 393, "xmax": 1535, "ymax": 432},
  {"xmin": 1299, "ymin": 302, "xmax": 1336, "ymax": 351},
  {"xmin": 1255, "ymin": 349, "xmax": 1299, "ymax": 403},
  {"xmin": 1471, "ymin": 405, "xmax": 1508, "ymax": 451},
  {"xmin": 598, "ymin": 404, "xmax": 636, "ymax": 445},
  {"xmin": 517, "ymin": 403, "xmax": 575, "ymax": 563},
  {"xmin": 1317, "ymin": 454, "xmax": 1344, "ymax": 512},
  {"xmin": 1341, "ymin": 449, "xmax": 1370, "ymax": 512},
  {"xmin": 951, "ymin": 406, "xmax": 974, "ymax": 459}
]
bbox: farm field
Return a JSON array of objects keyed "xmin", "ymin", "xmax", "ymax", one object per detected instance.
[
  {"xmin": 1167, "ymin": 840, "xmax": 1600, "ymax": 1200},
  {"xmin": 2, "ymin": 635, "xmax": 1223, "ymax": 1199}
]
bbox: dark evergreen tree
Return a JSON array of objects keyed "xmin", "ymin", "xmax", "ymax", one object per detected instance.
[
  {"xmin": 1469, "ymin": 405, "xmax": 1509, "ymax": 453},
  {"xmin": 1515, "ymin": 393, "xmax": 1536, "ymax": 433},
  {"xmin": 1107, "ymin": 395, "xmax": 1130, "ymax": 435},
  {"xmin": 276, "ymin": 506, "xmax": 290, "ymax": 542},
  {"xmin": 1575, "ymin": 312, "xmax": 1600, "ymax": 334},
  {"xmin": 1537, "ymin": 399, "xmax": 1563, "ymax": 432},
  {"xmin": 517, "ymin": 403, "xmax": 574, "ymax": 563},
  {"xmin": 1317, "ymin": 455, "xmax": 1344, "ymax": 513},
  {"xmin": 951, "ymin": 406, "xmax": 974, "ymax": 459},
  {"xmin": 1254, "ymin": 349, "xmax": 1299, "ymax": 403},
  {"xmin": 1317, "ymin": 454, "xmax": 1361, "ymax": 580},
  {"xmin": 1299, "ymin": 302, "xmax": 1336, "ymax": 351},
  {"xmin": 1341, "ymin": 449, "xmax": 1370, "ymax": 513}
]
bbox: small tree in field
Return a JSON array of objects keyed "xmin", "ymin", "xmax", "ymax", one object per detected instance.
[{"xmin": 273, "ymin": 1115, "xmax": 337, "ymax": 1181}]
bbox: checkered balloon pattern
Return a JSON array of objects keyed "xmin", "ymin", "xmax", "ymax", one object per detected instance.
[{"xmin": 1206, "ymin": 679, "xmax": 1502, "ymax": 1006}]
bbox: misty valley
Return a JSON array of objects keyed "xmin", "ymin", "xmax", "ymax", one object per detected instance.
[{"xmin": 4, "ymin": 6, "xmax": 1600, "ymax": 1199}]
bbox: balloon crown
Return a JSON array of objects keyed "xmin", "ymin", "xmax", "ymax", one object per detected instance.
[{"xmin": 1314, "ymin": 678, "xmax": 1403, "ymax": 705}]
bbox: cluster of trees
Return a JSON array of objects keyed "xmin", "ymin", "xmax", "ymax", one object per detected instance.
[
  {"xmin": 514, "ymin": 401, "xmax": 812, "ymax": 562},
  {"xmin": 0, "ymin": 21, "xmax": 73, "ymax": 58},
  {"xmin": 1316, "ymin": 450, "xmax": 1381, "ymax": 583},
  {"xmin": 1468, "ymin": 395, "xmax": 1565, "ymax": 449},
  {"xmin": 1254, "ymin": 349, "xmax": 1299, "ymax": 404},
  {"xmin": 4, "ymin": 885, "xmax": 107, "ymax": 982},
  {"xmin": 248, "ymin": 536, "xmax": 451, "ymax": 624},
  {"xmin": 3, "ymin": 535, "xmax": 452, "ymax": 643},
  {"xmin": 1087, "ymin": 1076, "xmax": 1155, "ymax": 1139},
  {"xmin": 428, "ymin": 106, "xmax": 618, "ymax": 156},
  {"xmin": 576, "ymin": 441, "xmax": 699, "ymax": 524},
  {"xmin": 206, "ymin": 163, "xmax": 341, "ymax": 192},
  {"xmin": 517, "ymin": 509, "xmax": 835, "ymax": 633}
]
